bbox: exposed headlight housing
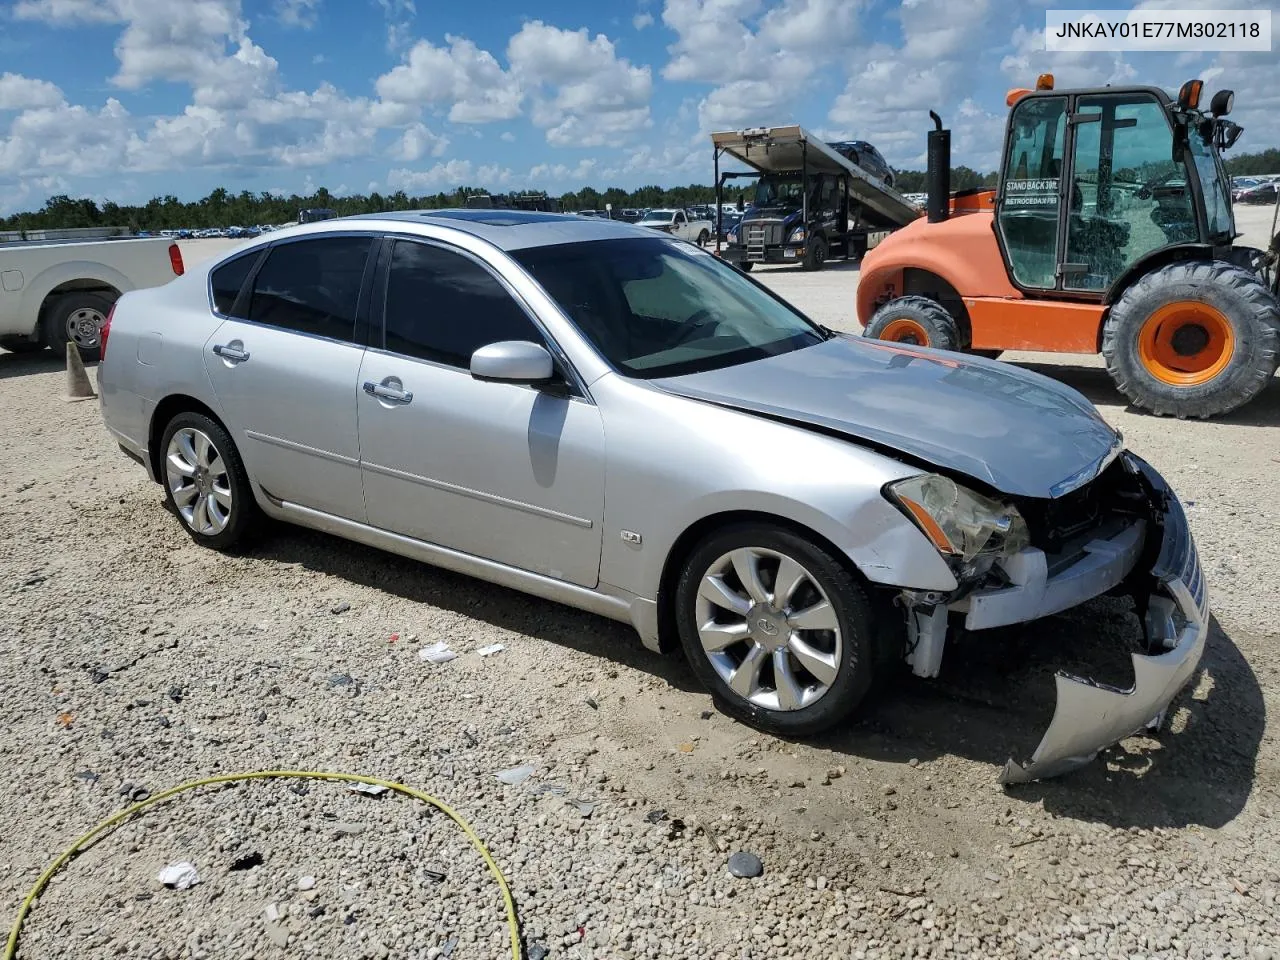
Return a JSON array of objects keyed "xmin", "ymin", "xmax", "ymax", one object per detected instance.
[
  {"xmin": 887, "ymin": 474, "xmax": 1030, "ymax": 564},
  {"xmin": 789, "ymin": 227, "xmax": 806, "ymax": 243}
]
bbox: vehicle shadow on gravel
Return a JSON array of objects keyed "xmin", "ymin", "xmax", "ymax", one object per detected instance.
[
  {"xmin": 249, "ymin": 524, "xmax": 705, "ymax": 693},
  {"xmin": 249, "ymin": 525, "xmax": 1262, "ymax": 830},
  {"xmin": 1015, "ymin": 360, "xmax": 1280, "ymax": 427},
  {"xmin": 817, "ymin": 600, "xmax": 1264, "ymax": 830},
  {"xmin": 0, "ymin": 350, "xmax": 64, "ymax": 379}
]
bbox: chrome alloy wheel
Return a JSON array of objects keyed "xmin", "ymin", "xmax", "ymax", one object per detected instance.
[
  {"xmin": 65, "ymin": 306, "xmax": 106, "ymax": 348},
  {"xmin": 694, "ymin": 547, "xmax": 842, "ymax": 711},
  {"xmin": 166, "ymin": 427, "xmax": 233, "ymax": 536}
]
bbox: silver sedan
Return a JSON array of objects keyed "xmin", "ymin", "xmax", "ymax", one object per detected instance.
[{"xmin": 98, "ymin": 210, "xmax": 1208, "ymax": 782}]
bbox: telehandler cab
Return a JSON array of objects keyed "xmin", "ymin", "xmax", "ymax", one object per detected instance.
[{"xmin": 859, "ymin": 76, "xmax": 1278, "ymax": 418}]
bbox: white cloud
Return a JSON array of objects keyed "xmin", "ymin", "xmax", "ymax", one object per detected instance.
[
  {"xmin": 393, "ymin": 121, "xmax": 449, "ymax": 160},
  {"xmin": 12, "ymin": 0, "xmax": 120, "ymax": 23},
  {"xmin": 275, "ymin": 0, "xmax": 320, "ymax": 29},
  {"xmin": 376, "ymin": 35, "xmax": 523, "ymax": 123},
  {"xmin": 633, "ymin": 12, "xmax": 654, "ymax": 28},
  {"xmin": 661, "ymin": 0, "xmax": 861, "ymax": 131},
  {"xmin": 500, "ymin": 131, "xmax": 516, "ymax": 142},
  {"xmin": 0, "ymin": 73, "xmax": 65, "ymax": 111},
  {"xmin": 386, "ymin": 159, "xmax": 514, "ymax": 191},
  {"xmin": 508, "ymin": 21, "xmax": 652, "ymax": 146}
]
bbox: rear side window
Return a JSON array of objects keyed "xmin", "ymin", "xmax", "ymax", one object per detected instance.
[
  {"xmin": 382, "ymin": 240, "xmax": 544, "ymax": 368},
  {"xmin": 247, "ymin": 236, "xmax": 372, "ymax": 342},
  {"xmin": 210, "ymin": 253, "xmax": 256, "ymax": 315}
]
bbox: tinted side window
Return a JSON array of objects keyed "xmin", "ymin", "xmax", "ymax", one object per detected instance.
[
  {"xmin": 247, "ymin": 236, "xmax": 371, "ymax": 341},
  {"xmin": 383, "ymin": 241, "xmax": 543, "ymax": 368},
  {"xmin": 210, "ymin": 253, "xmax": 256, "ymax": 315}
]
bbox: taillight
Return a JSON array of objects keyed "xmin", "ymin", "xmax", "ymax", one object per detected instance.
[
  {"xmin": 168, "ymin": 243, "xmax": 184, "ymax": 276},
  {"xmin": 100, "ymin": 304, "xmax": 114, "ymax": 360}
]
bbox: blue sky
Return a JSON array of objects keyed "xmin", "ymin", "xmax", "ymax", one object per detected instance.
[{"xmin": 0, "ymin": 0, "xmax": 1276, "ymax": 214}]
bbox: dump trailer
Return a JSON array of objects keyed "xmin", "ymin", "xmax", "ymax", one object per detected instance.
[{"xmin": 712, "ymin": 124, "xmax": 922, "ymax": 271}]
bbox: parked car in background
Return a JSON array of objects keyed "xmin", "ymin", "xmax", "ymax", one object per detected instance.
[
  {"xmin": 638, "ymin": 208, "xmax": 712, "ymax": 244},
  {"xmin": 827, "ymin": 140, "xmax": 896, "ymax": 187},
  {"xmin": 0, "ymin": 235, "xmax": 184, "ymax": 360},
  {"xmin": 616, "ymin": 209, "xmax": 642, "ymax": 223},
  {"xmin": 1237, "ymin": 181, "xmax": 1278, "ymax": 204},
  {"xmin": 298, "ymin": 208, "xmax": 338, "ymax": 224},
  {"xmin": 96, "ymin": 210, "xmax": 1208, "ymax": 785}
]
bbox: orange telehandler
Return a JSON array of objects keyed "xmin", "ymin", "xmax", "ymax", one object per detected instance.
[{"xmin": 858, "ymin": 76, "xmax": 1279, "ymax": 419}]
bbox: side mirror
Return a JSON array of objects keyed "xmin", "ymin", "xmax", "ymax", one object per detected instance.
[{"xmin": 470, "ymin": 340, "xmax": 555, "ymax": 384}]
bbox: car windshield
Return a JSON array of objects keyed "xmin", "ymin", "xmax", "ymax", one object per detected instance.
[
  {"xmin": 513, "ymin": 237, "xmax": 827, "ymax": 379},
  {"xmin": 640, "ymin": 210, "xmax": 674, "ymax": 223}
]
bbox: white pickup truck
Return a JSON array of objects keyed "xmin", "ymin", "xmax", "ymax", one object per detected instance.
[
  {"xmin": 0, "ymin": 237, "xmax": 185, "ymax": 360},
  {"xmin": 637, "ymin": 208, "xmax": 713, "ymax": 245}
]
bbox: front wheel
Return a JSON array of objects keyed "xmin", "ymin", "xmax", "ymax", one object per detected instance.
[
  {"xmin": 863, "ymin": 295, "xmax": 959, "ymax": 350},
  {"xmin": 697, "ymin": 229, "xmax": 710, "ymax": 245},
  {"xmin": 675, "ymin": 523, "xmax": 880, "ymax": 737},
  {"xmin": 802, "ymin": 238, "xmax": 828, "ymax": 272},
  {"xmin": 160, "ymin": 412, "xmax": 258, "ymax": 550}
]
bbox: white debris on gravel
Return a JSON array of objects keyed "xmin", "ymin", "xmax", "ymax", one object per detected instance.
[
  {"xmin": 1, "ymin": 209, "xmax": 1278, "ymax": 959},
  {"xmin": 156, "ymin": 862, "xmax": 200, "ymax": 890}
]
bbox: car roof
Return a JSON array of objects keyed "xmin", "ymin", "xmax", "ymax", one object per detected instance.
[{"xmin": 234, "ymin": 209, "xmax": 655, "ymax": 253}]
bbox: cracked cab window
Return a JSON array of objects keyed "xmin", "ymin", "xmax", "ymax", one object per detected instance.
[{"xmin": 1063, "ymin": 94, "xmax": 1195, "ymax": 292}]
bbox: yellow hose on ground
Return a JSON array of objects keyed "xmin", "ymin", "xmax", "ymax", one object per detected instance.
[{"xmin": 3, "ymin": 770, "xmax": 521, "ymax": 960}]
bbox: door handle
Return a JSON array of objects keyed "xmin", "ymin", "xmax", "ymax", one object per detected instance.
[
  {"xmin": 213, "ymin": 343, "xmax": 250, "ymax": 363},
  {"xmin": 363, "ymin": 380, "xmax": 413, "ymax": 404}
]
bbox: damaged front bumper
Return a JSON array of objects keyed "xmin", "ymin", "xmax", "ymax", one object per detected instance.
[{"xmin": 997, "ymin": 456, "xmax": 1209, "ymax": 784}]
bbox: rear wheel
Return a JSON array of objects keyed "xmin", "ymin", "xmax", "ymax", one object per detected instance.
[
  {"xmin": 160, "ymin": 412, "xmax": 258, "ymax": 550},
  {"xmin": 42, "ymin": 292, "xmax": 115, "ymax": 362},
  {"xmin": 675, "ymin": 523, "xmax": 880, "ymax": 737},
  {"xmin": 738, "ymin": 261, "xmax": 754, "ymax": 273},
  {"xmin": 863, "ymin": 295, "xmax": 959, "ymax": 350},
  {"xmin": 1102, "ymin": 260, "xmax": 1279, "ymax": 418},
  {"xmin": 697, "ymin": 229, "xmax": 710, "ymax": 245}
]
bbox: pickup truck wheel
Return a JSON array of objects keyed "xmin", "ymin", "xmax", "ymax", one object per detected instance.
[
  {"xmin": 675, "ymin": 522, "xmax": 879, "ymax": 736},
  {"xmin": 0, "ymin": 337, "xmax": 46, "ymax": 354},
  {"xmin": 738, "ymin": 261, "xmax": 754, "ymax": 273},
  {"xmin": 160, "ymin": 412, "xmax": 258, "ymax": 551},
  {"xmin": 42, "ymin": 292, "xmax": 115, "ymax": 362},
  {"xmin": 697, "ymin": 229, "xmax": 710, "ymax": 246}
]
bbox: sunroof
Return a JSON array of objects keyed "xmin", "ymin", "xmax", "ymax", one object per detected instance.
[{"xmin": 424, "ymin": 210, "xmax": 571, "ymax": 226}]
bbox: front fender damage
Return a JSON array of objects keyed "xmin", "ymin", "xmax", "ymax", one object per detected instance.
[{"xmin": 1001, "ymin": 458, "xmax": 1208, "ymax": 785}]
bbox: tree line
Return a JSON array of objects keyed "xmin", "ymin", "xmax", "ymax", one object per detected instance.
[{"xmin": 4, "ymin": 148, "xmax": 1276, "ymax": 233}]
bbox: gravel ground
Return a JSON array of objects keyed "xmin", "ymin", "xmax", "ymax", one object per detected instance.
[{"xmin": 0, "ymin": 206, "xmax": 1278, "ymax": 960}]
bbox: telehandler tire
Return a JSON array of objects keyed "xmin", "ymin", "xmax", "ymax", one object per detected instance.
[
  {"xmin": 1101, "ymin": 260, "xmax": 1279, "ymax": 418},
  {"xmin": 863, "ymin": 296, "xmax": 959, "ymax": 351}
]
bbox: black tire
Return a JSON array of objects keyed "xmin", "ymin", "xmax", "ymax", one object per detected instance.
[
  {"xmin": 159, "ymin": 411, "xmax": 259, "ymax": 551},
  {"xmin": 738, "ymin": 260, "xmax": 754, "ymax": 273},
  {"xmin": 0, "ymin": 337, "xmax": 46, "ymax": 354},
  {"xmin": 42, "ymin": 291, "xmax": 115, "ymax": 362},
  {"xmin": 802, "ymin": 238, "xmax": 828, "ymax": 272},
  {"xmin": 1101, "ymin": 260, "xmax": 1280, "ymax": 418},
  {"xmin": 674, "ymin": 522, "xmax": 881, "ymax": 737},
  {"xmin": 697, "ymin": 229, "xmax": 710, "ymax": 245},
  {"xmin": 851, "ymin": 234, "xmax": 869, "ymax": 260},
  {"xmin": 863, "ymin": 295, "xmax": 959, "ymax": 350}
]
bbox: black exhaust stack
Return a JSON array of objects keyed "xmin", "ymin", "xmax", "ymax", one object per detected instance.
[{"xmin": 927, "ymin": 110, "xmax": 950, "ymax": 223}]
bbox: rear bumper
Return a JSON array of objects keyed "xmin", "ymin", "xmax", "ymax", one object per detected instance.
[{"xmin": 999, "ymin": 455, "xmax": 1208, "ymax": 783}]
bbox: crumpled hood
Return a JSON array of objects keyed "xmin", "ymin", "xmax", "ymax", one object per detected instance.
[{"xmin": 654, "ymin": 335, "xmax": 1121, "ymax": 499}]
